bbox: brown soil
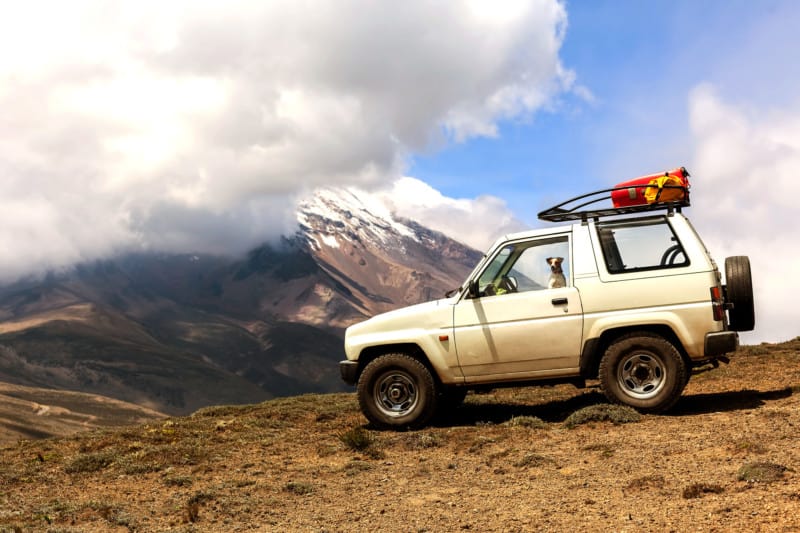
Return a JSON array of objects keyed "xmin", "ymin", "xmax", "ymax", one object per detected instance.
[{"xmin": 1, "ymin": 339, "xmax": 799, "ymax": 532}]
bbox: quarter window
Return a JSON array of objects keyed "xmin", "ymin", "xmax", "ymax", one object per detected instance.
[{"xmin": 597, "ymin": 217, "xmax": 688, "ymax": 273}]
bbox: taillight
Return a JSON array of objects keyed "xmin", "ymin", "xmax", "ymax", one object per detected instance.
[{"xmin": 710, "ymin": 286, "xmax": 725, "ymax": 321}]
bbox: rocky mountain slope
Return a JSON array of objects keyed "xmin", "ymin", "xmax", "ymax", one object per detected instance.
[
  {"xmin": 0, "ymin": 187, "xmax": 480, "ymax": 416},
  {"xmin": 0, "ymin": 381, "xmax": 166, "ymax": 444}
]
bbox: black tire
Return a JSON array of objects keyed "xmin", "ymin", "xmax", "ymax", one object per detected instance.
[
  {"xmin": 357, "ymin": 353, "xmax": 438, "ymax": 429},
  {"xmin": 725, "ymin": 256, "xmax": 755, "ymax": 331},
  {"xmin": 598, "ymin": 333, "xmax": 687, "ymax": 413}
]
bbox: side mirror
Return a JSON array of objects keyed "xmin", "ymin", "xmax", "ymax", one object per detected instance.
[{"xmin": 467, "ymin": 280, "xmax": 479, "ymax": 298}]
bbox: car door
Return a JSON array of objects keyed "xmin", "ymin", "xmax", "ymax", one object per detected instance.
[{"xmin": 452, "ymin": 234, "xmax": 583, "ymax": 381}]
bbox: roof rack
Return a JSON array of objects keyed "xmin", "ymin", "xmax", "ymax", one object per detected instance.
[{"xmin": 537, "ymin": 184, "xmax": 690, "ymax": 223}]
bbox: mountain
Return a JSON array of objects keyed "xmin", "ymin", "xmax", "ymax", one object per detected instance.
[{"xmin": 0, "ymin": 187, "xmax": 481, "ymax": 415}]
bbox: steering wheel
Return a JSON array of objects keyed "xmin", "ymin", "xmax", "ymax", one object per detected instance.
[{"xmin": 498, "ymin": 275, "xmax": 518, "ymax": 293}]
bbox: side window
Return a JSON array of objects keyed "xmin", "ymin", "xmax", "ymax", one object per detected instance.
[
  {"xmin": 476, "ymin": 236, "xmax": 570, "ymax": 296},
  {"xmin": 597, "ymin": 217, "xmax": 688, "ymax": 274}
]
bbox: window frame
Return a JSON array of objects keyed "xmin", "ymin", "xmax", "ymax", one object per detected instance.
[
  {"xmin": 472, "ymin": 234, "xmax": 571, "ymax": 297},
  {"xmin": 595, "ymin": 216, "xmax": 689, "ymax": 275}
]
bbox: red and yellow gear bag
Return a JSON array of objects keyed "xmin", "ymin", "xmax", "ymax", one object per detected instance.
[{"xmin": 611, "ymin": 167, "xmax": 690, "ymax": 208}]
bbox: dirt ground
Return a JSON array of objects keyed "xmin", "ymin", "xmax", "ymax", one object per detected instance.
[{"xmin": 1, "ymin": 339, "xmax": 799, "ymax": 532}]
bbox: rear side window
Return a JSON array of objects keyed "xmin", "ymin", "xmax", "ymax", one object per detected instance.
[{"xmin": 596, "ymin": 217, "xmax": 688, "ymax": 274}]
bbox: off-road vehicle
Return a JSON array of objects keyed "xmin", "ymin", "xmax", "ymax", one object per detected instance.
[{"xmin": 340, "ymin": 173, "xmax": 754, "ymax": 428}]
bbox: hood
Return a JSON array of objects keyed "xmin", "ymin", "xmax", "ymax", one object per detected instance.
[{"xmin": 345, "ymin": 295, "xmax": 458, "ymax": 339}]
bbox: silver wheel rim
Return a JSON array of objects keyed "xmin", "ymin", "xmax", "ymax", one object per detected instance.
[
  {"xmin": 374, "ymin": 371, "xmax": 418, "ymax": 418},
  {"xmin": 617, "ymin": 351, "xmax": 666, "ymax": 399}
]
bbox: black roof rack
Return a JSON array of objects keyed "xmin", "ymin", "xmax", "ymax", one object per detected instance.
[{"xmin": 537, "ymin": 184, "xmax": 690, "ymax": 223}]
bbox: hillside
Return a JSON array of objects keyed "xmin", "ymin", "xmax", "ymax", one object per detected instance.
[
  {"xmin": 0, "ymin": 381, "xmax": 166, "ymax": 445},
  {"xmin": 0, "ymin": 187, "xmax": 480, "ymax": 415},
  {"xmin": 1, "ymin": 339, "xmax": 799, "ymax": 531}
]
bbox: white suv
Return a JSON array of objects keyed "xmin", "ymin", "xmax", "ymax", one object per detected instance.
[{"xmin": 340, "ymin": 183, "xmax": 754, "ymax": 428}]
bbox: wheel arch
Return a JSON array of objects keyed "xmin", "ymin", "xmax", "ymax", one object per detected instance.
[
  {"xmin": 580, "ymin": 324, "xmax": 690, "ymax": 379},
  {"xmin": 356, "ymin": 343, "xmax": 440, "ymax": 384}
]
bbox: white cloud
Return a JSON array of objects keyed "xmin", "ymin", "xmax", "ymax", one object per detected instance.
[
  {"xmin": 379, "ymin": 177, "xmax": 528, "ymax": 250},
  {"xmin": 0, "ymin": 0, "xmax": 570, "ymax": 281},
  {"xmin": 688, "ymin": 84, "xmax": 800, "ymax": 343}
]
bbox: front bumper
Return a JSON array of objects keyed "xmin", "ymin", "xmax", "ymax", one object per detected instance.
[
  {"xmin": 339, "ymin": 360, "xmax": 359, "ymax": 386},
  {"xmin": 705, "ymin": 331, "xmax": 739, "ymax": 358}
]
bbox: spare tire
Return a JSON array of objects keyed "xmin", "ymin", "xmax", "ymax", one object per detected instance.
[{"xmin": 725, "ymin": 256, "xmax": 755, "ymax": 331}]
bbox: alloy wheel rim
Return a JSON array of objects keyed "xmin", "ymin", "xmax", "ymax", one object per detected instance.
[
  {"xmin": 374, "ymin": 371, "xmax": 418, "ymax": 417},
  {"xmin": 617, "ymin": 352, "xmax": 666, "ymax": 399}
]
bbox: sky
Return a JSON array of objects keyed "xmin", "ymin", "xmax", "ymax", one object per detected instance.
[{"xmin": 0, "ymin": 1, "xmax": 797, "ymax": 343}]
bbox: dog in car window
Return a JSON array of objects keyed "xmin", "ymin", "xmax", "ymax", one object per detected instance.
[{"xmin": 546, "ymin": 257, "xmax": 566, "ymax": 289}]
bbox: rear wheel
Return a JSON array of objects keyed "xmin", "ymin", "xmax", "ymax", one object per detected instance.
[
  {"xmin": 725, "ymin": 256, "xmax": 755, "ymax": 331},
  {"xmin": 599, "ymin": 333, "xmax": 687, "ymax": 413},
  {"xmin": 357, "ymin": 353, "xmax": 438, "ymax": 429}
]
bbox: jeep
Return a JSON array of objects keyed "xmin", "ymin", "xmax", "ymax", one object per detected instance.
[{"xmin": 339, "ymin": 177, "xmax": 754, "ymax": 428}]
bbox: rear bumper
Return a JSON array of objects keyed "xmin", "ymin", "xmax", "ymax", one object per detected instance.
[
  {"xmin": 705, "ymin": 331, "xmax": 739, "ymax": 357},
  {"xmin": 339, "ymin": 360, "xmax": 359, "ymax": 386}
]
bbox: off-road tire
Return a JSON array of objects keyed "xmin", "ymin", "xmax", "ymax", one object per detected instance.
[
  {"xmin": 599, "ymin": 332, "xmax": 687, "ymax": 413},
  {"xmin": 357, "ymin": 353, "xmax": 438, "ymax": 429},
  {"xmin": 725, "ymin": 256, "xmax": 755, "ymax": 331}
]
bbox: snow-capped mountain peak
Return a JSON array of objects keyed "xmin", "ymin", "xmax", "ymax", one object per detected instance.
[
  {"xmin": 293, "ymin": 185, "xmax": 481, "ymax": 320},
  {"xmin": 297, "ymin": 187, "xmax": 418, "ymax": 252}
]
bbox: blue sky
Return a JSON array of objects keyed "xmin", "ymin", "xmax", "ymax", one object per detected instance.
[{"xmin": 412, "ymin": 1, "xmax": 800, "ymax": 227}]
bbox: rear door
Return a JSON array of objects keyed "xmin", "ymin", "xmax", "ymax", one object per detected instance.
[{"xmin": 452, "ymin": 233, "xmax": 583, "ymax": 381}]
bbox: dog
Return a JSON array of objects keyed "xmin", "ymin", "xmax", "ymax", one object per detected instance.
[{"xmin": 546, "ymin": 257, "xmax": 566, "ymax": 289}]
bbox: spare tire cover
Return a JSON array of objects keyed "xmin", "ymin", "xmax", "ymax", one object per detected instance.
[{"xmin": 725, "ymin": 256, "xmax": 755, "ymax": 331}]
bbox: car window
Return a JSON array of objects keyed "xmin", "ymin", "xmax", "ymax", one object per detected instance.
[
  {"xmin": 477, "ymin": 236, "xmax": 569, "ymax": 296},
  {"xmin": 596, "ymin": 217, "xmax": 688, "ymax": 273}
]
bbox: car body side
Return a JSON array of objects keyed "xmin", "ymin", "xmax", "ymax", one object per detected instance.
[{"xmin": 341, "ymin": 213, "xmax": 737, "ymax": 389}]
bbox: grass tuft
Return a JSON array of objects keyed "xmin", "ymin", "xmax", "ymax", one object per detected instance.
[
  {"xmin": 514, "ymin": 453, "xmax": 553, "ymax": 468},
  {"xmin": 338, "ymin": 426, "xmax": 374, "ymax": 452},
  {"xmin": 504, "ymin": 416, "xmax": 547, "ymax": 429},
  {"xmin": 564, "ymin": 404, "xmax": 641, "ymax": 429},
  {"xmin": 626, "ymin": 474, "xmax": 665, "ymax": 491},
  {"xmin": 284, "ymin": 481, "xmax": 314, "ymax": 495},
  {"xmin": 683, "ymin": 483, "xmax": 724, "ymax": 499},
  {"xmin": 343, "ymin": 460, "xmax": 373, "ymax": 476},
  {"xmin": 737, "ymin": 462, "xmax": 789, "ymax": 483},
  {"xmin": 65, "ymin": 451, "xmax": 116, "ymax": 474}
]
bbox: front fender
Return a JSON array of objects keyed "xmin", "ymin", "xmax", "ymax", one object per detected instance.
[{"xmin": 344, "ymin": 326, "xmax": 464, "ymax": 384}]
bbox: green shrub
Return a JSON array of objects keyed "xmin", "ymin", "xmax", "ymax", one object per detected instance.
[
  {"xmin": 284, "ymin": 481, "xmax": 314, "ymax": 495},
  {"xmin": 338, "ymin": 427, "xmax": 373, "ymax": 451},
  {"xmin": 737, "ymin": 462, "xmax": 788, "ymax": 483},
  {"xmin": 564, "ymin": 404, "xmax": 641, "ymax": 429},
  {"xmin": 504, "ymin": 416, "xmax": 547, "ymax": 429},
  {"xmin": 65, "ymin": 451, "xmax": 116, "ymax": 474},
  {"xmin": 514, "ymin": 453, "xmax": 553, "ymax": 468},
  {"xmin": 343, "ymin": 460, "xmax": 373, "ymax": 476}
]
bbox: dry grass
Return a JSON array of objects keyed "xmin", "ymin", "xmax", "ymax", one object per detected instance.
[{"xmin": 1, "ymin": 339, "xmax": 800, "ymax": 531}]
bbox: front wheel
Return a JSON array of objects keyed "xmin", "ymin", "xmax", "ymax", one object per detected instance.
[
  {"xmin": 357, "ymin": 353, "xmax": 438, "ymax": 429},
  {"xmin": 598, "ymin": 333, "xmax": 687, "ymax": 413}
]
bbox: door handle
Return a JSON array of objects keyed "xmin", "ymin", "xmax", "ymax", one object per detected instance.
[{"xmin": 551, "ymin": 297, "xmax": 568, "ymax": 306}]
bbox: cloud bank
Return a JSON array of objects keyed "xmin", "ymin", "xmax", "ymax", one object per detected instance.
[
  {"xmin": 0, "ymin": 0, "xmax": 571, "ymax": 281},
  {"xmin": 689, "ymin": 84, "xmax": 800, "ymax": 343},
  {"xmin": 380, "ymin": 177, "xmax": 527, "ymax": 250}
]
